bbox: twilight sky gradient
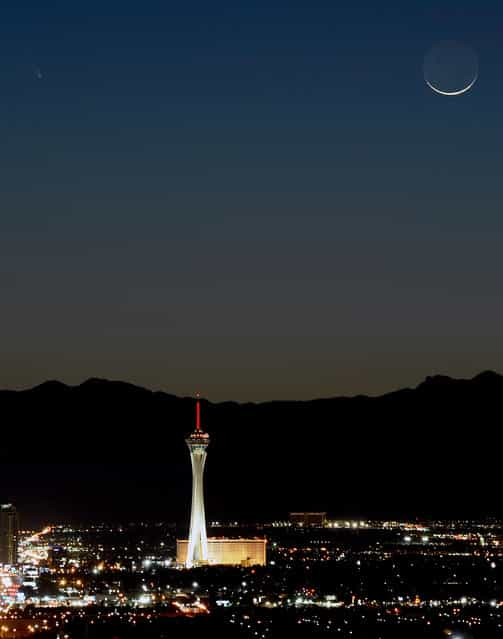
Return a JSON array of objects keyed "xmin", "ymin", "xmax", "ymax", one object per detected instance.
[{"xmin": 2, "ymin": 0, "xmax": 503, "ymax": 401}]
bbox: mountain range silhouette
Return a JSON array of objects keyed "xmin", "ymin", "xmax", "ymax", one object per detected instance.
[{"xmin": 0, "ymin": 371, "xmax": 499, "ymax": 524}]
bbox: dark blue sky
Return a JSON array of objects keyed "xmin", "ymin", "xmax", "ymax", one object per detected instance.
[{"xmin": 1, "ymin": 0, "xmax": 503, "ymax": 400}]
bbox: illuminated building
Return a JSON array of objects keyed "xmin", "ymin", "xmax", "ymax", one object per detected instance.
[
  {"xmin": 185, "ymin": 398, "xmax": 210, "ymax": 568},
  {"xmin": 289, "ymin": 512, "xmax": 327, "ymax": 527},
  {"xmin": 17, "ymin": 527, "xmax": 50, "ymax": 566},
  {"xmin": 0, "ymin": 504, "xmax": 19, "ymax": 565},
  {"xmin": 0, "ymin": 566, "xmax": 21, "ymax": 606},
  {"xmin": 177, "ymin": 538, "xmax": 267, "ymax": 567}
]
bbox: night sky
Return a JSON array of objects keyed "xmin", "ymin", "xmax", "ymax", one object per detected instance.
[{"xmin": 2, "ymin": 1, "xmax": 503, "ymax": 401}]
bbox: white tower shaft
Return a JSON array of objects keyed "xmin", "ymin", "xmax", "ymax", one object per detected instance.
[{"xmin": 186, "ymin": 447, "xmax": 209, "ymax": 567}]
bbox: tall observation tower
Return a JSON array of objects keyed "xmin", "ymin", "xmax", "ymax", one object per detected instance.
[
  {"xmin": 177, "ymin": 399, "xmax": 267, "ymax": 568},
  {"xmin": 185, "ymin": 397, "xmax": 210, "ymax": 568}
]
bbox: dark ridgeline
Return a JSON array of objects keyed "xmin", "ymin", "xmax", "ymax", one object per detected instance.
[{"xmin": 0, "ymin": 371, "xmax": 499, "ymax": 522}]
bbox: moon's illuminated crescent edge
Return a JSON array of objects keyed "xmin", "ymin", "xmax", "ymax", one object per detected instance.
[{"xmin": 425, "ymin": 73, "xmax": 478, "ymax": 96}]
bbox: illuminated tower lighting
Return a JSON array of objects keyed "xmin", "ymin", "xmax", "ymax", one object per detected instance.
[{"xmin": 185, "ymin": 396, "xmax": 210, "ymax": 568}]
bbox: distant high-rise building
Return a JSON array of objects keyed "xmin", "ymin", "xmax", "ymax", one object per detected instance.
[
  {"xmin": 185, "ymin": 398, "xmax": 210, "ymax": 568},
  {"xmin": 0, "ymin": 504, "xmax": 19, "ymax": 565},
  {"xmin": 289, "ymin": 512, "xmax": 327, "ymax": 527}
]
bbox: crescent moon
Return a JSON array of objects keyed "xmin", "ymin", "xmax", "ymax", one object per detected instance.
[{"xmin": 425, "ymin": 73, "xmax": 478, "ymax": 96}]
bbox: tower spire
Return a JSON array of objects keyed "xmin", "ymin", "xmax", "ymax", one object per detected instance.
[{"xmin": 196, "ymin": 394, "xmax": 201, "ymax": 432}]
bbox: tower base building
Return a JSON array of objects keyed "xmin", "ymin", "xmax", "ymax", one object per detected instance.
[{"xmin": 177, "ymin": 537, "xmax": 266, "ymax": 567}]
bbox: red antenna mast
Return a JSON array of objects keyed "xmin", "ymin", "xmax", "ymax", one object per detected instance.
[{"xmin": 196, "ymin": 393, "xmax": 201, "ymax": 431}]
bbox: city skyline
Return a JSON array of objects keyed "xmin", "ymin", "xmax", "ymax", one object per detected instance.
[{"xmin": 2, "ymin": 515, "xmax": 500, "ymax": 639}]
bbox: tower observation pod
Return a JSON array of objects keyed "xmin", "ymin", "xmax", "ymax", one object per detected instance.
[{"xmin": 185, "ymin": 397, "xmax": 210, "ymax": 568}]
